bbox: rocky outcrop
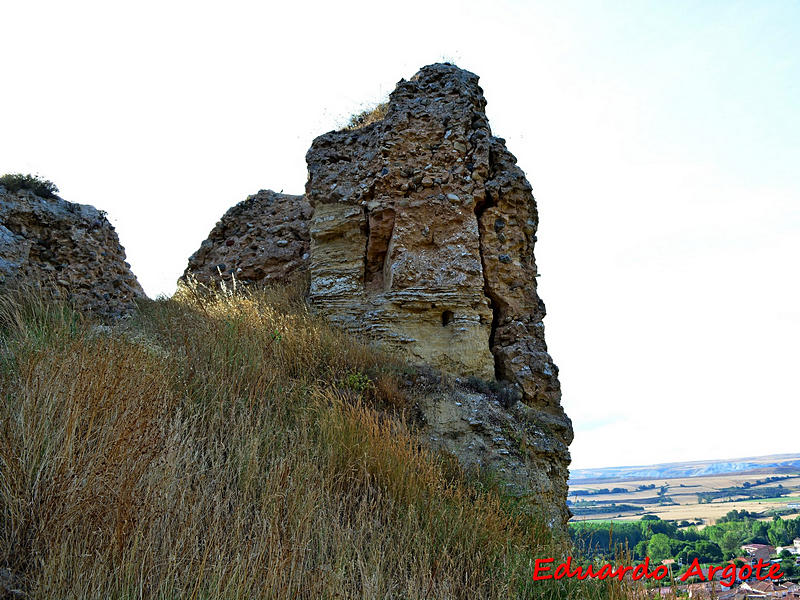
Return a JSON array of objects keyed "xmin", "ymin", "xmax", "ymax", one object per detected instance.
[
  {"xmin": 0, "ymin": 187, "xmax": 144, "ymax": 317},
  {"xmin": 176, "ymin": 64, "xmax": 573, "ymax": 527},
  {"xmin": 306, "ymin": 63, "xmax": 573, "ymax": 527},
  {"xmin": 182, "ymin": 190, "xmax": 311, "ymax": 287}
]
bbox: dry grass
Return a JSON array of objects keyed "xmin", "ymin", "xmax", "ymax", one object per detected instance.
[
  {"xmin": 344, "ymin": 102, "xmax": 389, "ymax": 130},
  {"xmin": 0, "ymin": 282, "xmax": 641, "ymax": 599}
]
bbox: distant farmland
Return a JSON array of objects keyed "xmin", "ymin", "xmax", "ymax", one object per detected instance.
[{"xmin": 568, "ymin": 454, "xmax": 800, "ymax": 524}]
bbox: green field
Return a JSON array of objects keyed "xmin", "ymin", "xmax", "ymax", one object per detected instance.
[{"xmin": 741, "ymin": 495, "xmax": 800, "ymax": 503}]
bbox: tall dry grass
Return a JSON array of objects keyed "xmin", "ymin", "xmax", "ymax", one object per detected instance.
[{"xmin": 0, "ymin": 282, "xmax": 648, "ymax": 599}]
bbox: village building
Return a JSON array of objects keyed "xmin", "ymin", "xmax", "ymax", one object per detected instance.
[
  {"xmin": 742, "ymin": 543, "xmax": 777, "ymax": 562},
  {"xmin": 777, "ymin": 542, "xmax": 800, "ymax": 556}
]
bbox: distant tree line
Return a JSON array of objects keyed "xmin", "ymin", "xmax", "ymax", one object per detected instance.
[
  {"xmin": 697, "ymin": 485, "xmax": 790, "ymax": 503},
  {"xmin": 570, "ymin": 487, "xmax": 631, "ymax": 497},
  {"xmin": 570, "ymin": 503, "xmax": 642, "ymax": 516}
]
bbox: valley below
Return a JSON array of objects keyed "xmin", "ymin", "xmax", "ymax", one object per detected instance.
[{"xmin": 569, "ymin": 454, "xmax": 800, "ymax": 524}]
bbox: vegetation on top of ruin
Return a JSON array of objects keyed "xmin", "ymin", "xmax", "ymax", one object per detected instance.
[{"xmin": 0, "ymin": 173, "xmax": 59, "ymax": 199}]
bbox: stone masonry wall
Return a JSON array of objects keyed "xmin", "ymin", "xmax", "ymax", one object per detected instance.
[
  {"xmin": 182, "ymin": 190, "xmax": 311, "ymax": 287},
  {"xmin": 0, "ymin": 187, "xmax": 144, "ymax": 318},
  {"xmin": 306, "ymin": 63, "xmax": 573, "ymax": 526}
]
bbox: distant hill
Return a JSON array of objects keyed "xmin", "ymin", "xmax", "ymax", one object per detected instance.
[{"xmin": 570, "ymin": 453, "xmax": 800, "ymax": 483}]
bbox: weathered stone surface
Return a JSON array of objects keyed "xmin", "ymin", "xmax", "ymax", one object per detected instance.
[
  {"xmin": 182, "ymin": 190, "xmax": 311, "ymax": 287},
  {"xmin": 0, "ymin": 187, "xmax": 144, "ymax": 317},
  {"xmin": 306, "ymin": 63, "xmax": 573, "ymax": 527},
  {"xmin": 307, "ymin": 67, "xmax": 495, "ymax": 379},
  {"xmin": 419, "ymin": 381, "xmax": 572, "ymax": 528}
]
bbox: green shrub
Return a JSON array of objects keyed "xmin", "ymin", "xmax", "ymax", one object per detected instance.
[
  {"xmin": 0, "ymin": 173, "xmax": 59, "ymax": 198},
  {"xmin": 342, "ymin": 370, "xmax": 372, "ymax": 393}
]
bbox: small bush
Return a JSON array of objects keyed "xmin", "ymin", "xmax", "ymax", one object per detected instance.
[
  {"xmin": 341, "ymin": 370, "xmax": 372, "ymax": 393},
  {"xmin": 0, "ymin": 173, "xmax": 59, "ymax": 198}
]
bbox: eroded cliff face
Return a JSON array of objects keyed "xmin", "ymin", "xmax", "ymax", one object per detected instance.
[
  {"xmin": 0, "ymin": 187, "xmax": 144, "ymax": 317},
  {"xmin": 306, "ymin": 63, "xmax": 573, "ymax": 527},
  {"xmin": 182, "ymin": 190, "xmax": 311, "ymax": 287}
]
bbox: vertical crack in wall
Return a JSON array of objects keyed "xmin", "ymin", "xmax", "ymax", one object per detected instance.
[
  {"xmin": 361, "ymin": 205, "xmax": 371, "ymax": 291},
  {"xmin": 364, "ymin": 207, "xmax": 395, "ymax": 292},
  {"xmin": 474, "ymin": 178, "xmax": 504, "ymax": 382}
]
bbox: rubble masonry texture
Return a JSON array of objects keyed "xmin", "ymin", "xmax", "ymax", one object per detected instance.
[{"xmin": 0, "ymin": 187, "xmax": 143, "ymax": 318}]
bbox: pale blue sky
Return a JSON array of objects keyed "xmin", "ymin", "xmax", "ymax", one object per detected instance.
[{"xmin": 2, "ymin": 0, "xmax": 798, "ymax": 469}]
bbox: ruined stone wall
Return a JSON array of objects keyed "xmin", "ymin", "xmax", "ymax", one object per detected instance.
[
  {"xmin": 306, "ymin": 63, "xmax": 573, "ymax": 526},
  {"xmin": 182, "ymin": 190, "xmax": 311, "ymax": 287},
  {"xmin": 0, "ymin": 187, "xmax": 144, "ymax": 317},
  {"xmin": 306, "ymin": 65, "xmax": 497, "ymax": 379},
  {"xmin": 177, "ymin": 64, "xmax": 573, "ymax": 527}
]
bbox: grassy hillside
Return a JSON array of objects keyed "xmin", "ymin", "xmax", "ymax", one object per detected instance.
[{"xmin": 0, "ymin": 282, "xmax": 641, "ymax": 599}]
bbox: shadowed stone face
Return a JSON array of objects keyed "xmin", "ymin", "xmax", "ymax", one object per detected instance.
[
  {"xmin": 0, "ymin": 187, "xmax": 144, "ymax": 318},
  {"xmin": 182, "ymin": 190, "xmax": 311, "ymax": 287}
]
